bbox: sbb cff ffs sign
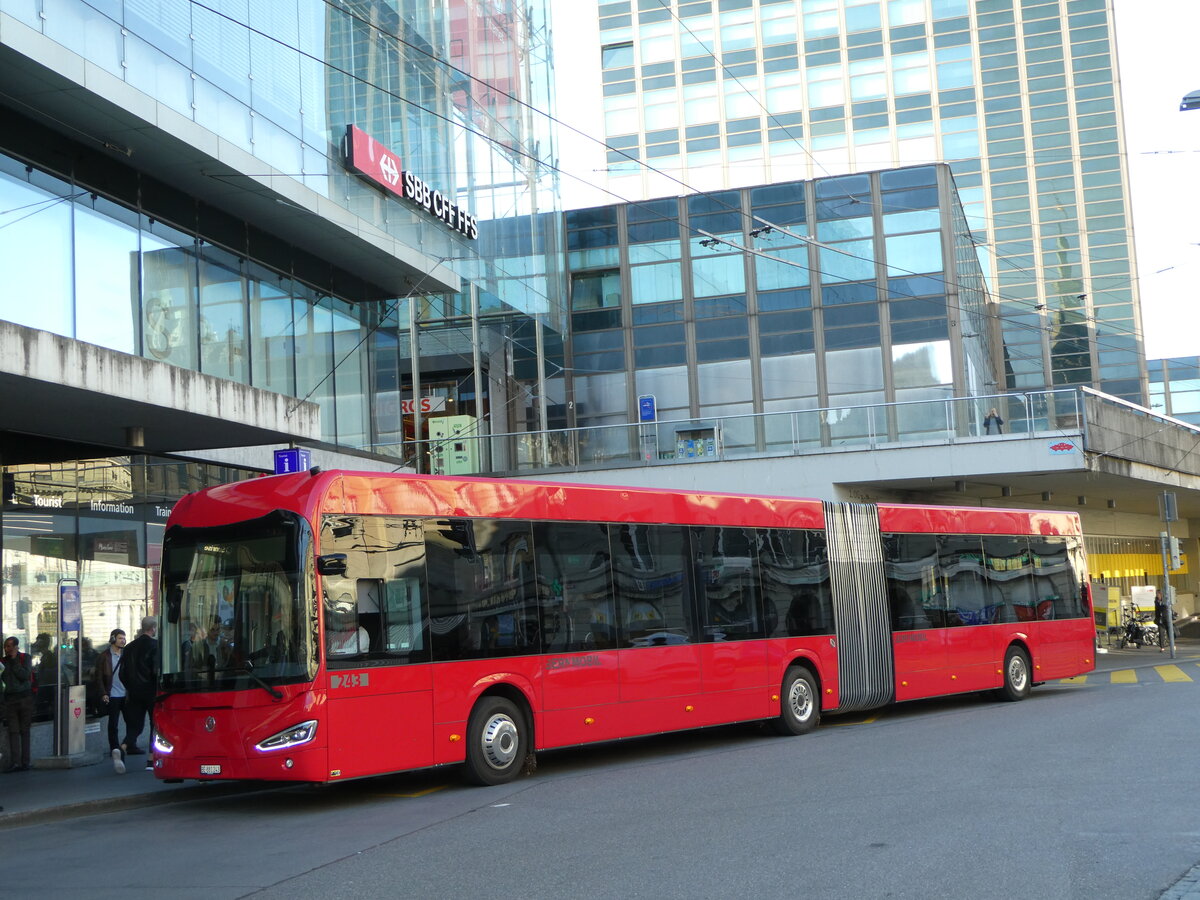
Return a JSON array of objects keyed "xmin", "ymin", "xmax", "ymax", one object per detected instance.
[
  {"xmin": 401, "ymin": 397, "xmax": 447, "ymax": 415},
  {"xmin": 345, "ymin": 125, "xmax": 478, "ymax": 240}
]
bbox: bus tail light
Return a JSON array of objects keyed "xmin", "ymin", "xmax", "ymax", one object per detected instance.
[{"xmin": 255, "ymin": 720, "xmax": 318, "ymax": 752}]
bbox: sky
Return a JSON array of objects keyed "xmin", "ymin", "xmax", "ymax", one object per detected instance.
[
  {"xmin": 549, "ymin": 0, "xmax": 1200, "ymax": 361},
  {"xmin": 1114, "ymin": 0, "xmax": 1200, "ymax": 360}
]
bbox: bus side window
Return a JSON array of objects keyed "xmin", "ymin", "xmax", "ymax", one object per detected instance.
[
  {"xmin": 384, "ymin": 579, "xmax": 423, "ymax": 652},
  {"xmin": 531, "ymin": 521, "xmax": 614, "ymax": 653},
  {"xmin": 380, "ymin": 516, "xmax": 429, "ymax": 663},
  {"xmin": 611, "ymin": 524, "xmax": 695, "ymax": 647}
]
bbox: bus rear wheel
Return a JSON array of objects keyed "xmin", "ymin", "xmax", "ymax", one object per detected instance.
[
  {"xmin": 998, "ymin": 646, "xmax": 1032, "ymax": 702},
  {"xmin": 464, "ymin": 696, "xmax": 528, "ymax": 786},
  {"xmin": 771, "ymin": 666, "xmax": 820, "ymax": 736}
]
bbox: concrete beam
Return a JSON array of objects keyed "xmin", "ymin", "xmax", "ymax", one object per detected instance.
[{"xmin": 0, "ymin": 321, "xmax": 319, "ymax": 458}]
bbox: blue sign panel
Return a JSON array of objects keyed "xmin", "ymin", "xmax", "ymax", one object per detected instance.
[
  {"xmin": 60, "ymin": 582, "xmax": 81, "ymax": 631},
  {"xmin": 638, "ymin": 394, "xmax": 657, "ymax": 423},
  {"xmin": 274, "ymin": 448, "xmax": 313, "ymax": 474}
]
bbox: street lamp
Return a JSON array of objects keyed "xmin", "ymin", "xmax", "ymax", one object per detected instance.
[{"xmin": 1181, "ymin": 90, "xmax": 1200, "ymax": 111}]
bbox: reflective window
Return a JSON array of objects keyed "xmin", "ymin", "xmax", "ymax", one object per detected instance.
[
  {"xmin": 531, "ymin": 522, "xmax": 614, "ymax": 652},
  {"xmin": 940, "ymin": 535, "xmax": 992, "ymax": 625},
  {"xmin": 294, "ymin": 293, "xmax": 335, "ymax": 441},
  {"xmin": 819, "ymin": 240, "xmax": 875, "ymax": 282},
  {"xmin": 982, "ymin": 535, "xmax": 1037, "ymax": 621},
  {"xmin": 631, "ymin": 262, "xmax": 684, "ymax": 303},
  {"xmin": 75, "ymin": 198, "xmax": 141, "ymax": 354},
  {"xmin": 320, "ymin": 516, "xmax": 430, "ymax": 664},
  {"xmin": 694, "ymin": 526, "xmax": 766, "ymax": 640},
  {"xmin": 1031, "ymin": 536, "xmax": 1088, "ymax": 619},
  {"xmin": 249, "ymin": 267, "xmax": 297, "ymax": 397},
  {"xmin": 425, "ymin": 518, "xmax": 540, "ymax": 660},
  {"xmin": 0, "ymin": 167, "xmax": 73, "ymax": 336},
  {"xmin": 198, "ymin": 245, "xmax": 247, "ymax": 382},
  {"xmin": 611, "ymin": 524, "xmax": 695, "ymax": 647},
  {"xmin": 692, "ymin": 253, "xmax": 746, "ymax": 297},
  {"xmin": 885, "ymin": 232, "xmax": 943, "ymax": 275},
  {"xmin": 142, "ymin": 220, "xmax": 199, "ymax": 370},
  {"xmin": 331, "ymin": 302, "xmax": 369, "ymax": 448},
  {"xmin": 885, "ymin": 533, "xmax": 944, "ymax": 629},
  {"xmin": 572, "ymin": 270, "xmax": 622, "ymax": 310},
  {"xmin": 761, "ymin": 529, "xmax": 834, "ymax": 637}
]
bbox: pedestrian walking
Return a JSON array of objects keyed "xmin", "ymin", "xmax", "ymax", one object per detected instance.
[
  {"xmin": 120, "ymin": 616, "xmax": 158, "ymax": 767},
  {"xmin": 93, "ymin": 628, "xmax": 129, "ymax": 774},
  {"xmin": 1, "ymin": 636, "xmax": 35, "ymax": 773},
  {"xmin": 1155, "ymin": 590, "xmax": 1169, "ymax": 652},
  {"xmin": 983, "ymin": 407, "xmax": 1005, "ymax": 435}
]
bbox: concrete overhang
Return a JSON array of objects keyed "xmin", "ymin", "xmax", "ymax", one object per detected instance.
[
  {"xmin": 0, "ymin": 322, "xmax": 320, "ymax": 464},
  {"xmin": 0, "ymin": 12, "xmax": 461, "ymax": 298}
]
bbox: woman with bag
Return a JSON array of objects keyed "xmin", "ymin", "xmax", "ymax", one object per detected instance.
[{"xmin": 93, "ymin": 629, "xmax": 128, "ymax": 774}]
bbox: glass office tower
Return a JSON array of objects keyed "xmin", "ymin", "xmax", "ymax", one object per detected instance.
[
  {"xmin": 564, "ymin": 164, "xmax": 996, "ymax": 455},
  {"xmin": 593, "ymin": 0, "xmax": 1143, "ymax": 401}
]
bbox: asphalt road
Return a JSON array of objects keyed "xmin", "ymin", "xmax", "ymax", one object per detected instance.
[{"xmin": 9, "ymin": 670, "xmax": 1200, "ymax": 899}]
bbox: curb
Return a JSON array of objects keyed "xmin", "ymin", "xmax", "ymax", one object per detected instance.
[{"xmin": 0, "ymin": 780, "xmax": 272, "ymax": 831}]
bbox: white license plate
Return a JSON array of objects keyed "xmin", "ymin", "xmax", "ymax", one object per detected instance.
[{"xmin": 200, "ymin": 764, "xmax": 222, "ymax": 775}]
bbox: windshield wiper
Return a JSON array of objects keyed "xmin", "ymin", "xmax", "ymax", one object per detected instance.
[{"xmin": 212, "ymin": 660, "xmax": 284, "ymax": 700}]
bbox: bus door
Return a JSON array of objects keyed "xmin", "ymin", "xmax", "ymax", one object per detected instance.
[
  {"xmin": 884, "ymin": 533, "xmax": 948, "ymax": 701},
  {"xmin": 612, "ymin": 525, "xmax": 703, "ymax": 734},
  {"xmin": 940, "ymin": 535, "xmax": 1000, "ymax": 692},
  {"xmin": 692, "ymin": 526, "xmax": 770, "ymax": 725},
  {"xmin": 826, "ymin": 503, "xmax": 895, "ymax": 711},
  {"xmin": 320, "ymin": 517, "xmax": 435, "ymax": 779},
  {"xmin": 533, "ymin": 522, "xmax": 623, "ymax": 745}
]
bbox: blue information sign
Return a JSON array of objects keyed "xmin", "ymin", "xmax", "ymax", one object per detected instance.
[
  {"xmin": 638, "ymin": 394, "xmax": 657, "ymax": 423},
  {"xmin": 60, "ymin": 582, "xmax": 81, "ymax": 632},
  {"xmin": 274, "ymin": 448, "xmax": 313, "ymax": 474}
]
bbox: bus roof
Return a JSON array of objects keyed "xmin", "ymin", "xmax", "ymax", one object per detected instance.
[{"xmin": 166, "ymin": 470, "xmax": 1082, "ymax": 537}]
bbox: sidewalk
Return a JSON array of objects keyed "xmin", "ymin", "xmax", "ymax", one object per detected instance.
[
  {"xmin": 1093, "ymin": 634, "xmax": 1200, "ymax": 670},
  {"xmin": 0, "ymin": 754, "xmax": 260, "ymax": 830}
]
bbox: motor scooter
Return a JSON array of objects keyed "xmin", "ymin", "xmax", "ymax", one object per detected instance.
[{"xmin": 1118, "ymin": 610, "xmax": 1160, "ymax": 649}]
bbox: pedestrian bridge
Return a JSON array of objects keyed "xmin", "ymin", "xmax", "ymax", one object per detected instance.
[{"xmin": 382, "ymin": 387, "xmax": 1200, "ymax": 520}]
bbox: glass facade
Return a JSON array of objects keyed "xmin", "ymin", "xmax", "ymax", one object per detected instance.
[
  {"xmin": 1, "ymin": 456, "xmax": 257, "ymax": 722},
  {"xmin": 565, "ymin": 165, "xmax": 991, "ymax": 440},
  {"xmin": 595, "ymin": 0, "xmax": 1144, "ymax": 402},
  {"xmin": 0, "ymin": 0, "xmax": 566, "ymax": 464},
  {"xmin": 1149, "ymin": 358, "xmax": 1200, "ymax": 426}
]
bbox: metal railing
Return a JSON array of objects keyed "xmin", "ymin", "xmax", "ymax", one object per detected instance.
[{"xmin": 373, "ymin": 388, "xmax": 1091, "ymax": 478}]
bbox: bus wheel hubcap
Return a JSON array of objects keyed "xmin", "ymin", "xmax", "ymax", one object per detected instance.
[
  {"xmin": 1009, "ymin": 656, "xmax": 1027, "ymax": 690},
  {"xmin": 481, "ymin": 714, "xmax": 519, "ymax": 769},
  {"xmin": 789, "ymin": 680, "xmax": 812, "ymax": 721}
]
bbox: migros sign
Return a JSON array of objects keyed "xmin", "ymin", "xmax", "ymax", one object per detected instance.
[{"xmin": 345, "ymin": 125, "xmax": 478, "ymax": 240}]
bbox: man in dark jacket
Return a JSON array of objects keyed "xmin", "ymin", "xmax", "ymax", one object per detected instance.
[
  {"xmin": 120, "ymin": 616, "xmax": 159, "ymax": 759},
  {"xmin": 2, "ymin": 636, "xmax": 35, "ymax": 772}
]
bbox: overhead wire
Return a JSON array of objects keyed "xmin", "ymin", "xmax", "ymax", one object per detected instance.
[
  {"xmin": 27, "ymin": 0, "xmax": 1147, "ymax": 420},
  {"xmin": 305, "ymin": 0, "xmax": 1151, "ymax": 368}
]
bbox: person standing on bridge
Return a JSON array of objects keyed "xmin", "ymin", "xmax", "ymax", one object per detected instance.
[{"xmin": 983, "ymin": 408, "xmax": 1004, "ymax": 435}]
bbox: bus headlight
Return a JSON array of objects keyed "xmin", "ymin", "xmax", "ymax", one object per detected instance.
[
  {"xmin": 254, "ymin": 720, "xmax": 318, "ymax": 752},
  {"xmin": 152, "ymin": 730, "xmax": 174, "ymax": 755}
]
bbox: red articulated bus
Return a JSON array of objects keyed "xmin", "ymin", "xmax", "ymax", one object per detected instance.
[{"xmin": 152, "ymin": 469, "xmax": 1094, "ymax": 786}]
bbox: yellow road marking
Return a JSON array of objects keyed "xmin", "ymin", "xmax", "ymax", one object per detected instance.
[
  {"xmin": 828, "ymin": 714, "xmax": 878, "ymax": 727},
  {"xmin": 1156, "ymin": 665, "xmax": 1193, "ymax": 683},
  {"xmin": 378, "ymin": 785, "xmax": 447, "ymax": 798},
  {"xmin": 1110, "ymin": 669, "xmax": 1138, "ymax": 684}
]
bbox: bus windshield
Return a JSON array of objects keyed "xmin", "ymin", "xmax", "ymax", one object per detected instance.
[{"xmin": 160, "ymin": 510, "xmax": 316, "ymax": 693}]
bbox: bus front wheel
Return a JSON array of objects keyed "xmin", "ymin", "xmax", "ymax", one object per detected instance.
[
  {"xmin": 464, "ymin": 696, "xmax": 528, "ymax": 786},
  {"xmin": 771, "ymin": 667, "xmax": 820, "ymax": 736},
  {"xmin": 998, "ymin": 646, "xmax": 1032, "ymax": 702}
]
